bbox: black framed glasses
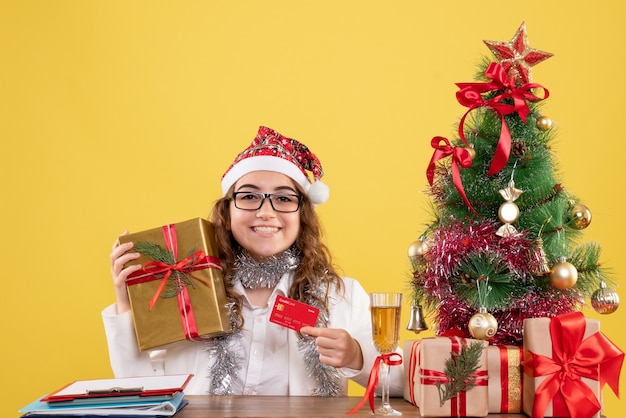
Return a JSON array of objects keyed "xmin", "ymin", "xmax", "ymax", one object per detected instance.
[{"xmin": 231, "ymin": 191, "xmax": 303, "ymax": 213}]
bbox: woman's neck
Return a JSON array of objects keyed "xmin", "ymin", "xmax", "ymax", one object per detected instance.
[{"xmin": 245, "ymin": 287, "xmax": 274, "ymax": 308}]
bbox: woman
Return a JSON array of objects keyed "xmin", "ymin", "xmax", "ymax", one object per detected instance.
[{"xmin": 103, "ymin": 126, "xmax": 403, "ymax": 396}]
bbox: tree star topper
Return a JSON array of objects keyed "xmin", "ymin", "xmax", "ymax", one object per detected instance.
[{"xmin": 483, "ymin": 22, "xmax": 553, "ymax": 84}]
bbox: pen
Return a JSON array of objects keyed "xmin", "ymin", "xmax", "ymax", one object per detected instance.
[{"xmin": 86, "ymin": 386, "xmax": 144, "ymax": 394}]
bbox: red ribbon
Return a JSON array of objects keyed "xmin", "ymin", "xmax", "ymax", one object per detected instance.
[
  {"xmin": 522, "ymin": 312, "xmax": 624, "ymax": 418},
  {"xmin": 126, "ymin": 224, "xmax": 221, "ymax": 341},
  {"xmin": 347, "ymin": 353, "xmax": 402, "ymax": 414},
  {"xmin": 493, "ymin": 345, "xmax": 523, "ymax": 413},
  {"xmin": 407, "ymin": 341, "xmax": 421, "ymax": 405},
  {"xmin": 420, "ymin": 369, "xmax": 488, "ymax": 416},
  {"xmin": 455, "ymin": 62, "xmax": 549, "ymax": 176},
  {"xmin": 426, "ymin": 136, "xmax": 476, "ymax": 215},
  {"xmin": 141, "ymin": 250, "xmax": 216, "ymax": 310}
]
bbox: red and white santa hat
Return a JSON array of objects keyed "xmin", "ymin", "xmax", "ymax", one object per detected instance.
[{"xmin": 221, "ymin": 126, "xmax": 330, "ymax": 205}]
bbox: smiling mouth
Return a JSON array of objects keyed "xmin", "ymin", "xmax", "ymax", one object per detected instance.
[{"xmin": 253, "ymin": 226, "xmax": 280, "ymax": 234}]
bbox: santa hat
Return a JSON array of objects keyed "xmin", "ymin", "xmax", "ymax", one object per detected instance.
[{"xmin": 221, "ymin": 126, "xmax": 330, "ymax": 205}]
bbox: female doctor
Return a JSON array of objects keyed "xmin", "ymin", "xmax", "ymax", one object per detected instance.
[{"xmin": 103, "ymin": 126, "xmax": 403, "ymax": 397}]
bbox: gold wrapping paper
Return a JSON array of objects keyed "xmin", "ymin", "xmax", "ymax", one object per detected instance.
[
  {"xmin": 487, "ymin": 345, "xmax": 523, "ymax": 413},
  {"xmin": 403, "ymin": 338, "xmax": 489, "ymax": 417},
  {"xmin": 119, "ymin": 218, "xmax": 231, "ymax": 351},
  {"xmin": 522, "ymin": 316, "xmax": 601, "ymax": 418}
]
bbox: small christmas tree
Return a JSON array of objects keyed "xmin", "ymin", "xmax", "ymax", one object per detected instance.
[{"xmin": 409, "ymin": 22, "xmax": 619, "ymax": 345}]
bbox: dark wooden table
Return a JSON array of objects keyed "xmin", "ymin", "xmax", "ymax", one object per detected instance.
[{"xmin": 177, "ymin": 395, "xmax": 527, "ymax": 417}]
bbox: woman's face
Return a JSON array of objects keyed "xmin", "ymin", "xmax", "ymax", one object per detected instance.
[{"xmin": 229, "ymin": 171, "xmax": 302, "ymax": 260}]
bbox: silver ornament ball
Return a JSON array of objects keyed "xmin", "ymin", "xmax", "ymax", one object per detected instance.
[{"xmin": 591, "ymin": 285, "xmax": 620, "ymax": 314}]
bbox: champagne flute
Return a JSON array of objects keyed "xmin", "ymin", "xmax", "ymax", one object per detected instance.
[{"xmin": 370, "ymin": 293, "xmax": 402, "ymax": 416}]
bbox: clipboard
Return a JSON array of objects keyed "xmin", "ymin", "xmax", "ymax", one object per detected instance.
[
  {"xmin": 19, "ymin": 391, "xmax": 188, "ymax": 416},
  {"xmin": 41, "ymin": 374, "xmax": 193, "ymax": 403}
]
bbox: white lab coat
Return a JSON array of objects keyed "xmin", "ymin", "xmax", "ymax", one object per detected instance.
[{"xmin": 102, "ymin": 274, "xmax": 403, "ymax": 396}]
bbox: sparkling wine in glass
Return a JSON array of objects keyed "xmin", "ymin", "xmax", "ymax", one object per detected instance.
[{"xmin": 370, "ymin": 293, "xmax": 402, "ymax": 416}]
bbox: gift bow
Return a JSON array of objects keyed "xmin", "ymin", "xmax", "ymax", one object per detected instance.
[
  {"xmin": 347, "ymin": 353, "xmax": 402, "ymax": 414},
  {"xmin": 142, "ymin": 250, "xmax": 218, "ymax": 311},
  {"xmin": 456, "ymin": 62, "xmax": 549, "ymax": 176},
  {"xmin": 522, "ymin": 312, "xmax": 624, "ymax": 418},
  {"xmin": 426, "ymin": 136, "xmax": 476, "ymax": 215}
]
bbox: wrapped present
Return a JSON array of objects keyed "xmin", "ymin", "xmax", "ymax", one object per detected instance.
[
  {"xmin": 404, "ymin": 337, "xmax": 489, "ymax": 417},
  {"xmin": 487, "ymin": 345, "xmax": 523, "ymax": 413},
  {"xmin": 119, "ymin": 218, "xmax": 232, "ymax": 351},
  {"xmin": 522, "ymin": 312, "xmax": 624, "ymax": 418}
]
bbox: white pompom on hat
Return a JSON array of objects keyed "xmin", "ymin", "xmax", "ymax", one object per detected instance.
[{"xmin": 221, "ymin": 126, "xmax": 330, "ymax": 205}]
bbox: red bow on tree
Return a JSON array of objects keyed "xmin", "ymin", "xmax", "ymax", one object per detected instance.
[
  {"xmin": 426, "ymin": 136, "xmax": 476, "ymax": 215},
  {"xmin": 456, "ymin": 62, "xmax": 549, "ymax": 176}
]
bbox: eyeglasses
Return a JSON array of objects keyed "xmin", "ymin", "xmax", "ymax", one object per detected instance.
[{"xmin": 231, "ymin": 191, "xmax": 303, "ymax": 213}]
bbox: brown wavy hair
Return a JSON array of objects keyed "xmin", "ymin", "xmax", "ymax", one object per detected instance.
[{"xmin": 209, "ymin": 182, "xmax": 343, "ymax": 330}]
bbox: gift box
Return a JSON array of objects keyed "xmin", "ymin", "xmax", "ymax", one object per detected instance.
[
  {"xmin": 487, "ymin": 345, "xmax": 523, "ymax": 413},
  {"xmin": 404, "ymin": 337, "xmax": 489, "ymax": 417},
  {"xmin": 522, "ymin": 312, "xmax": 624, "ymax": 418},
  {"xmin": 119, "ymin": 218, "xmax": 232, "ymax": 351}
]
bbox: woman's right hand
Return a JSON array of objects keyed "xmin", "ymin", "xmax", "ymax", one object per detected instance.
[{"xmin": 110, "ymin": 232, "xmax": 142, "ymax": 314}]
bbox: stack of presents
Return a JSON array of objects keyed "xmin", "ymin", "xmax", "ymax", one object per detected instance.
[{"xmin": 402, "ymin": 312, "xmax": 623, "ymax": 417}]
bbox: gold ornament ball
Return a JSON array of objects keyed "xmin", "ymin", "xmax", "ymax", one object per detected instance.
[
  {"xmin": 466, "ymin": 146, "xmax": 477, "ymax": 161},
  {"xmin": 498, "ymin": 201, "xmax": 520, "ymax": 224},
  {"xmin": 468, "ymin": 311, "xmax": 498, "ymax": 340},
  {"xmin": 549, "ymin": 261, "xmax": 578, "ymax": 289},
  {"xmin": 408, "ymin": 239, "xmax": 428, "ymax": 261},
  {"xmin": 591, "ymin": 287, "xmax": 620, "ymax": 314},
  {"xmin": 568, "ymin": 203, "xmax": 592, "ymax": 229},
  {"xmin": 536, "ymin": 115, "xmax": 553, "ymax": 131}
]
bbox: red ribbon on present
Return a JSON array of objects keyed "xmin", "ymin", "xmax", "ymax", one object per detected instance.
[
  {"xmin": 407, "ymin": 341, "xmax": 421, "ymax": 405},
  {"xmin": 522, "ymin": 312, "xmax": 624, "ymax": 418},
  {"xmin": 418, "ymin": 337, "xmax": 488, "ymax": 416},
  {"xmin": 495, "ymin": 345, "xmax": 523, "ymax": 413},
  {"xmin": 347, "ymin": 353, "xmax": 402, "ymax": 414},
  {"xmin": 126, "ymin": 224, "xmax": 222, "ymax": 341},
  {"xmin": 456, "ymin": 62, "xmax": 549, "ymax": 176},
  {"xmin": 426, "ymin": 136, "xmax": 477, "ymax": 215}
]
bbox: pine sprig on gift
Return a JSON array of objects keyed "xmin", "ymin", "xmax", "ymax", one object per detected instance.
[
  {"xmin": 436, "ymin": 340, "xmax": 484, "ymax": 408},
  {"xmin": 133, "ymin": 242, "xmax": 199, "ymax": 298},
  {"xmin": 134, "ymin": 241, "xmax": 176, "ymax": 264}
]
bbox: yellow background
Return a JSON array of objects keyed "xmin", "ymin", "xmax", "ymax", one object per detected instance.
[{"xmin": 2, "ymin": 1, "xmax": 624, "ymax": 416}]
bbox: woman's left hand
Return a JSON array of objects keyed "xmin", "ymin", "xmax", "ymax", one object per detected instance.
[{"xmin": 300, "ymin": 326, "xmax": 363, "ymax": 370}]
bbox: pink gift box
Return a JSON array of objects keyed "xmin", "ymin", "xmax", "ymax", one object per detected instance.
[
  {"xmin": 522, "ymin": 312, "xmax": 623, "ymax": 418},
  {"xmin": 404, "ymin": 337, "xmax": 489, "ymax": 417}
]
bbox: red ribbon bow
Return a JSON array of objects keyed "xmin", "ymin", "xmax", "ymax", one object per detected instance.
[
  {"xmin": 142, "ymin": 250, "xmax": 216, "ymax": 310},
  {"xmin": 126, "ymin": 224, "xmax": 221, "ymax": 341},
  {"xmin": 347, "ymin": 353, "xmax": 402, "ymax": 414},
  {"xmin": 456, "ymin": 62, "xmax": 549, "ymax": 176},
  {"xmin": 522, "ymin": 312, "xmax": 624, "ymax": 418},
  {"xmin": 426, "ymin": 136, "xmax": 476, "ymax": 215}
]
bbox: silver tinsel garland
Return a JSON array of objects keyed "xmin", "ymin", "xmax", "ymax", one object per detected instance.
[
  {"xmin": 298, "ymin": 283, "xmax": 342, "ymax": 396},
  {"xmin": 205, "ymin": 302, "xmax": 242, "ymax": 395},
  {"xmin": 233, "ymin": 246, "xmax": 300, "ymax": 289},
  {"xmin": 204, "ymin": 249, "xmax": 341, "ymax": 396}
]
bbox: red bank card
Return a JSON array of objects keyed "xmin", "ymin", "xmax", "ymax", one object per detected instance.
[{"xmin": 269, "ymin": 295, "xmax": 319, "ymax": 331}]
